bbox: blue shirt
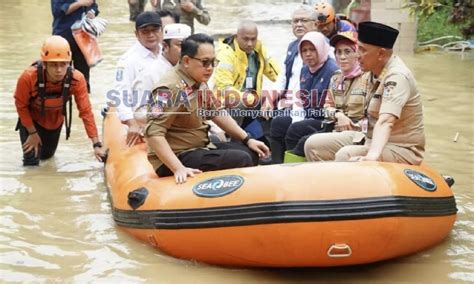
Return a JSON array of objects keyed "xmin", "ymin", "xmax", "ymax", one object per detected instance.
[
  {"xmin": 283, "ymin": 39, "xmax": 300, "ymax": 93},
  {"xmin": 299, "ymin": 58, "xmax": 339, "ymax": 118},
  {"xmin": 338, "ymin": 19, "xmax": 357, "ymax": 33},
  {"xmin": 51, "ymin": 0, "xmax": 99, "ymax": 37}
]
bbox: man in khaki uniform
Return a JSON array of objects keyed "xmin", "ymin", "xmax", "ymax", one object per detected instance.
[
  {"xmin": 145, "ymin": 33, "xmax": 270, "ymax": 184},
  {"xmin": 304, "ymin": 21, "xmax": 425, "ymax": 165}
]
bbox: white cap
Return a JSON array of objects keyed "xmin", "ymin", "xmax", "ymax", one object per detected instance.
[{"xmin": 163, "ymin": 24, "xmax": 192, "ymax": 40}]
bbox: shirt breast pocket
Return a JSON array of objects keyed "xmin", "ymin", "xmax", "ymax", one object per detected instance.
[
  {"xmin": 367, "ymin": 94, "xmax": 382, "ymax": 118},
  {"xmin": 334, "ymin": 91, "xmax": 345, "ymax": 108},
  {"xmin": 131, "ymin": 65, "xmax": 147, "ymax": 88},
  {"xmin": 172, "ymin": 104, "xmax": 199, "ymax": 128},
  {"xmin": 346, "ymin": 92, "xmax": 365, "ymax": 120}
]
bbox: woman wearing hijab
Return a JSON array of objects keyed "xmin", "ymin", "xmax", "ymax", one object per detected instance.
[
  {"xmin": 269, "ymin": 31, "xmax": 338, "ymax": 163},
  {"xmin": 324, "ymin": 31, "xmax": 369, "ymax": 132},
  {"xmin": 303, "ymin": 31, "xmax": 371, "ymax": 161}
]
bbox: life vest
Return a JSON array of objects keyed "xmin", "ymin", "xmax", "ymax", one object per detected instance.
[
  {"xmin": 32, "ymin": 61, "xmax": 74, "ymax": 140},
  {"xmin": 335, "ymin": 14, "xmax": 353, "ymax": 24},
  {"xmin": 323, "ymin": 15, "xmax": 358, "ymax": 40}
]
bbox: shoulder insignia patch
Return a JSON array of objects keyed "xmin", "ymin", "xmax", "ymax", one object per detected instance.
[
  {"xmin": 384, "ymin": 81, "xmax": 397, "ymax": 88},
  {"xmin": 383, "ymin": 81, "xmax": 397, "ymax": 97},
  {"xmin": 176, "ymin": 79, "xmax": 187, "ymax": 90},
  {"xmin": 351, "ymin": 89, "xmax": 365, "ymax": 96},
  {"xmin": 156, "ymin": 90, "xmax": 171, "ymax": 105},
  {"xmin": 148, "ymin": 103, "xmax": 164, "ymax": 119},
  {"xmin": 148, "ymin": 89, "xmax": 170, "ymax": 119}
]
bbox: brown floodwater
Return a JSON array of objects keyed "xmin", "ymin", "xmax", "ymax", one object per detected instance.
[{"xmin": 0, "ymin": 0, "xmax": 473, "ymax": 282}]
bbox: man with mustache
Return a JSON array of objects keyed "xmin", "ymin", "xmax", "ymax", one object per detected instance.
[
  {"xmin": 110, "ymin": 12, "xmax": 163, "ymax": 147},
  {"xmin": 213, "ymin": 21, "xmax": 280, "ymax": 147},
  {"xmin": 304, "ymin": 21, "xmax": 425, "ymax": 165},
  {"xmin": 145, "ymin": 33, "xmax": 270, "ymax": 184}
]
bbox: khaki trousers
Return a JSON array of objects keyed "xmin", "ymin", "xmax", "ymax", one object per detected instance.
[{"xmin": 304, "ymin": 131, "xmax": 422, "ymax": 164}]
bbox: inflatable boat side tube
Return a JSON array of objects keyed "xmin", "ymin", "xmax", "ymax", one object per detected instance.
[{"xmin": 112, "ymin": 195, "xmax": 457, "ymax": 229}]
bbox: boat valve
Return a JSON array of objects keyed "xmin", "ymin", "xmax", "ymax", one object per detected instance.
[
  {"xmin": 127, "ymin": 187, "xmax": 149, "ymax": 210},
  {"xmin": 443, "ymin": 176, "xmax": 455, "ymax": 188}
]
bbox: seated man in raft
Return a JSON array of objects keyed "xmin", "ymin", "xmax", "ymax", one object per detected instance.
[
  {"xmin": 144, "ymin": 33, "xmax": 270, "ymax": 184},
  {"xmin": 304, "ymin": 22, "xmax": 425, "ymax": 164}
]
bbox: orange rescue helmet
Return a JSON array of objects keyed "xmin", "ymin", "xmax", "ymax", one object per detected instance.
[
  {"xmin": 314, "ymin": 2, "xmax": 335, "ymax": 25},
  {"xmin": 41, "ymin": 36, "xmax": 72, "ymax": 62}
]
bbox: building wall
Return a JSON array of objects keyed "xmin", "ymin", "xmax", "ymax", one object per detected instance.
[{"xmin": 370, "ymin": 0, "xmax": 417, "ymax": 53}]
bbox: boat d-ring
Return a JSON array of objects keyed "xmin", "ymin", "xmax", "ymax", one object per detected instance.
[{"xmin": 327, "ymin": 243, "xmax": 352, "ymax": 258}]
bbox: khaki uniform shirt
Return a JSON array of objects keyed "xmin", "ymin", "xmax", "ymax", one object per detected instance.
[
  {"xmin": 326, "ymin": 71, "xmax": 372, "ymax": 122},
  {"xmin": 366, "ymin": 56, "xmax": 425, "ymax": 161},
  {"xmin": 144, "ymin": 65, "xmax": 220, "ymax": 170}
]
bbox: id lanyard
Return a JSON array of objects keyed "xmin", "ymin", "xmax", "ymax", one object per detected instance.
[
  {"xmin": 340, "ymin": 77, "xmax": 355, "ymax": 109},
  {"xmin": 245, "ymin": 52, "xmax": 258, "ymax": 90},
  {"xmin": 360, "ymin": 78, "xmax": 381, "ymax": 134},
  {"xmin": 245, "ymin": 67, "xmax": 253, "ymax": 90}
]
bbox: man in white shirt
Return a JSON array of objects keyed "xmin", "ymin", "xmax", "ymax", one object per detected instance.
[
  {"xmin": 269, "ymin": 5, "xmax": 317, "ymax": 163},
  {"xmin": 273, "ymin": 5, "xmax": 318, "ymax": 121},
  {"xmin": 154, "ymin": 23, "xmax": 192, "ymax": 82},
  {"xmin": 110, "ymin": 12, "xmax": 163, "ymax": 146}
]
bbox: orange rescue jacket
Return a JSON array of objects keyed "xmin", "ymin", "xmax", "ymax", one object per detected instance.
[{"xmin": 14, "ymin": 64, "xmax": 98, "ymax": 138}]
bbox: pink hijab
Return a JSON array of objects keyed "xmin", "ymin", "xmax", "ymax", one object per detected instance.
[
  {"xmin": 298, "ymin": 31, "xmax": 330, "ymax": 73},
  {"xmin": 336, "ymin": 38, "xmax": 362, "ymax": 79}
]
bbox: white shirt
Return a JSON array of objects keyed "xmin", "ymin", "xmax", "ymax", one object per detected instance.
[
  {"xmin": 274, "ymin": 53, "xmax": 304, "ymax": 122},
  {"xmin": 152, "ymin": 53, "xmax": 174, "ymax": 88},
  {"xmin": 111, "ymin": 41, "xmax": 162, "ymax": 122},
  {"xmin": 288, "ymin": 55, "xmax": 305, "ymax": 122},
  {"xmin": 329, "ymin": 46, "xmax": 336, "ymax": 59}
]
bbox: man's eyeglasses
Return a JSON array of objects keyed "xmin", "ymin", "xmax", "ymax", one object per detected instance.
[
  {"xmin": 291, "ymin": 18, "xmax": 313, "ymax": 25},
  {"xmin": 189, "ymin": 56, "xmax": 219, "ymax": 68}
]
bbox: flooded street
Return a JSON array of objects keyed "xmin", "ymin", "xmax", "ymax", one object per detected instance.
[{"xmin": 1, "ymin": 0, "xmax": 473, "ymax": 282}]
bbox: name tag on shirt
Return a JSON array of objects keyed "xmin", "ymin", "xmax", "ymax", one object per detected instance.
[
  {"xmin": 351, "ymin": 89, "xmax": 365, "ymax": 96},
  {"xmin": 245, "ymin": 77, "xmax": 253, "ymax": 89}
]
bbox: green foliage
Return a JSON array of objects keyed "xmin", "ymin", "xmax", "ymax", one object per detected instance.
[
  {"xmin": 403, "ymin": 0, "xmax": 473, "ymax": 41},
  {"xmin": 417, "ymin": 7, "xmax": 463, "ymax": 43},
  {"xmin": 403, "ymin": 0, "xmax": 445, "ymax": 18}
]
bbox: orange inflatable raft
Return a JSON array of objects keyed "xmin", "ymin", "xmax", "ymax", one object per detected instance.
[{"xmin": 103, "ymin": 110, "xmax": 457, "ymax": 267}]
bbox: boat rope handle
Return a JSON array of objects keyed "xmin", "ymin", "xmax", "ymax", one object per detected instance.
[{"xmin": 327, "ymin": 243, "xmax": 352, "ymax": 258}]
